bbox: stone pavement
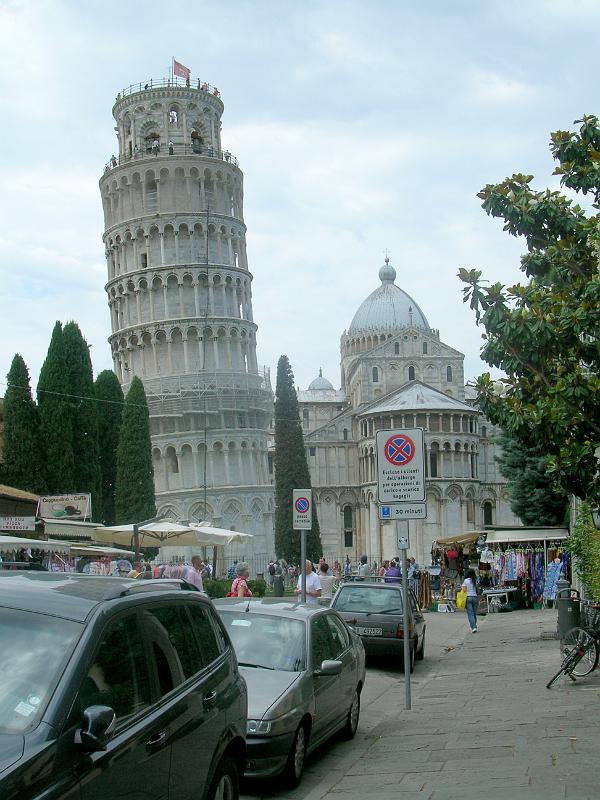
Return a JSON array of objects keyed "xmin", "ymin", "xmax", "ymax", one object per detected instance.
[{"xmin": 315, "ymin": 609, "xmax": 600, "ymax": 800}]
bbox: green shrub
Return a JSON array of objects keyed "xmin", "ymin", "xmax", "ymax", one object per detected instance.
[{"xmin": 565, "ymin": 504, "xmax": 600, "ymax": 600}]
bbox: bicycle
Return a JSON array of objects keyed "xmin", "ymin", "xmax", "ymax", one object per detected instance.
[{"xmin": 546, "ymin": 602, "xmax": 600, "ymax": 689}]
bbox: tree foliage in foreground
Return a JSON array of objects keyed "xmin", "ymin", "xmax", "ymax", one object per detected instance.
[
  {"xmin": 495, "ymin": 431, "xmax": 568, "ymax": 526},
  {"xmin": 2, "ymin": 354, "xmax": 46, "ymax": 493},
  {"xmin": 274, "ymin": 355, "xmax": 322, "ymax": 563},
  {"xmin": 115, "ymin": 377, "xmax": 156, "ymax": 524},
  {"xmin": 95, "ymin": 370, "xmax": 124, "ymax": 525},
  {"xmin": 459, "ymin": 115, "xmax": 600, "ymax": 504},
  {"xmin": 565, "ymin": 504, "xmax": 600, "ymax": 600}
]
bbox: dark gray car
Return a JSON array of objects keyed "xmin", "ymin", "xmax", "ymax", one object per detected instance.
[
  {"xmin": 331, "ymin": 578, "xmax": 426, "ymax": 671},
  {"xmin": 213, "ymin": 598, "xmax": 366, "ymax": 786}
]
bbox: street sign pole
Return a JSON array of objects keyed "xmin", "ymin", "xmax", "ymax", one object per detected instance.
[
  {"xmin": 400, "ymin": 536, "xmax": 412, "ymax": 711},
  {"xmin": 293, "ymin": 489, "xmax": 312, "ymax": 604},
  {"xmin": 300, "ymin": 529, "xmax": 307, "ymax": 603}
]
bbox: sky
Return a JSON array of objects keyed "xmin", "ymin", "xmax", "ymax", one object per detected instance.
[{"xmin": 0, "ymin": 0, "xmax": 599, "ymax": 397}]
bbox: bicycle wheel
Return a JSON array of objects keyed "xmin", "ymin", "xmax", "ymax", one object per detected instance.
[
  {"xmin": 564, "ymin": 627, "xmax": 599, "ymax": 677},
  {"xmin": 547, "ymin": 660, "xmax": 570, "ymax": 689}
]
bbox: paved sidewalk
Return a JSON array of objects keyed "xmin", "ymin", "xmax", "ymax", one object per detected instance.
[{"xmin": 320, "ymin": 609, "xmax": 600, "ymax": 800}]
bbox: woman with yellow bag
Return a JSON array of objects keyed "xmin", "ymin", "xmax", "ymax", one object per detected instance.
[{"xmin": 460, "ymin": 569, "xmax": 479, "ymax": 633}]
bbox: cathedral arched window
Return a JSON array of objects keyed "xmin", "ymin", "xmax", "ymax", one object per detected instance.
[
  {"xmin": 447, "ymin": 365, "xmax": 453, "ymax": 382},
  {"xmin": 372, "ymin": 367, "xmax": 379, "ymax": 383},
  {"xmin": 343, "ymin": 505, "xmax": 354, "ymax": 548},
  {"xmin": 394, "ymin": 342, "xmax": 400, "ymax": 355},
  {"xmin": 302, "ymin": 409, "xmax": 309, "ymax": 429},
  {"xmin": 481, "ymin": 425, "xmax": 487, "ymax": 438},
  {"xmin": 408, "ymin": 366, "xmax": 415, "ymax": 381},
  {"xmin": 423, "ymin": 341, "xmax": 428, "ymax": 354},
  {"xmin": 483, "ymin": 501, "xmax": 493, "ymax": 526},
  {"xmin": 166, "ymin": 447, "xmax": 179, "ymax": 474},
  {"xmin": 343, "ymin": 428, "xmax": 348, "ymax": 441}
]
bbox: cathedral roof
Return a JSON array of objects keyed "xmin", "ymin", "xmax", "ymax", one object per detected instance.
[
  {"xmin": 308, "ymin": 368, "xmax": 334, "ymax": 391},
  {"xmin": 357, "ymin": 381, "xmax": 474, "ymax": 416},
  {"xmin": 348, "ymin": 258, "xmax": 430, "ymax": 335}
]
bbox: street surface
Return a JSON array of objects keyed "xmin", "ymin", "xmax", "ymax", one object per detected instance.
[{"xmin": 242, "ymin": 609, "xmax": 600, "ymax": 800}]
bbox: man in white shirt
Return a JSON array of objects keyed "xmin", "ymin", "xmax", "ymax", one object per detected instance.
[{"xmin": 295, "ymin": 560, "xmax": 322, "ymax": 606}]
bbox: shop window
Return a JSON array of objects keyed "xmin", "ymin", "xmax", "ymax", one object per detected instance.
[
  {"xmin": 372, "ymin": 367, "xmax": 379, "ymax": 383},
  {"xmin": 408, "ymin": 366, "xmax": 415, "ymax": 381}
]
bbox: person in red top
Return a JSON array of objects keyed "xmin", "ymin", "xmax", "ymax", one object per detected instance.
[{"xmin": 229, "ymin": 562, "xmax": 253, "ymax": 597}]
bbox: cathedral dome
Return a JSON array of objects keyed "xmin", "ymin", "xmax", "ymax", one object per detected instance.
[
  {"xmin": 348, "ymin": 258, "xmax": 430, "ymax": 334},
  {"xmin": 308, "ymin": 368, "xmax": 334, "ymax": 391}
]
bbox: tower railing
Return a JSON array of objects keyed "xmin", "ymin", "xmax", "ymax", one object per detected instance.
[
  {"xmin": 103, "ymin": 143, "xmax": 238, "ymax": 172},
  {"xmin": 116, "ymin": 78, "xmax": 221, "ymax": 100}
]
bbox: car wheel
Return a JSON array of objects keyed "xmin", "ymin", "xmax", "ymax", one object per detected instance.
[
  {"xmin": 415, "ymin": 633, "xmax": 425, "ymax": 661},
  {"xmin": 207, "ymin": 756, "xmax": 239, "ymax": 800},
  {"xmin": 341, "ymin": 687, "xmax": 360, "ymax": 739},
  {"xmin": 283, "ymin": 722, "xmax": 307, "ymax": 787}
]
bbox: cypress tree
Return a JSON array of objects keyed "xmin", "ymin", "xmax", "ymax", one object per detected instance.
[
  {"xmin": 274, "ymin": 355, "xmax": 322, "ymax": 563},
  {"xmin": 62, "ymin": 321, "xmax": 103, "ymax": 520},
  {"xmin": 37, "ymin": 322, "xmax": 75, "ymax": 493},
  {"xmin": 94, "ymin": 370, "xmax": 124, "ymax": 525},
  {"xmin": 115, "ymin": 377, "xmax": 156, "ymax": 523},
  {"xmin": 2, "ymin": 354, "xmax": 46, "ymax": 493}
]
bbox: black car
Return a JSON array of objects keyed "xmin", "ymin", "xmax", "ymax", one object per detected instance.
[
  {"xmin": 0, "ymin": 572, "xmax": 247, "ymax": 800},
  {"xmin": 331, "ymin": 578, "xmax": 426, "ymax": 671}
]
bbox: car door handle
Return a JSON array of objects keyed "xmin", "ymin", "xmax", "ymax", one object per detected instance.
[
  {"xmin": 146, "ymin": 730, "xmax": 167, "ymax": 749},
  {"xmin": 203, "ymin": 690, "xmax": 217, "ymax": 708}
]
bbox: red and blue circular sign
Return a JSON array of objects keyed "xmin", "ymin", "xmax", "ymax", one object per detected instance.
[
  {"xmin": 384, "ymin": 434, "xmax": 415, "ymax": 466},
  {"xmin": 294, "ymin": 496, "xmax": 310, "ymax": 513}
]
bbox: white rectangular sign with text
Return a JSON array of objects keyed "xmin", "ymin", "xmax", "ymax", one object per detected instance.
[{"xmin": 376, "ymin": 428, "xmax": 425, "ymax": 503}]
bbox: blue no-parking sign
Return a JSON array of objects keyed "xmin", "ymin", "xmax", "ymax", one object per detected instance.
[{"xmin": 292, "ymin": 489, "xmax": 312, "ymax": 530}]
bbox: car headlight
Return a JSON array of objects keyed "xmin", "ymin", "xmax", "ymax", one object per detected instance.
[{"xmin": 247, "ymin": 719, "xmax": 271, "ymax": 735}]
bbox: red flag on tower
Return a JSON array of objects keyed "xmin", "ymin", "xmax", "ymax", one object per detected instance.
[{"xmin": 173, "ymin": 59, "xmax": 190, "ymax": 79}]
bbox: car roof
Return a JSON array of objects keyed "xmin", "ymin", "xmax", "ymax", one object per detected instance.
[
  {"xmin": 0, "ymin": 572, "xmax": 203, "ymax": 622},
  {"xmin": 212, "ymin": 597, "xmax": 327, "ymax": 619},
  {"xmin": 338, "ymin": 579, "xmax": 402, "ymax": 588}
]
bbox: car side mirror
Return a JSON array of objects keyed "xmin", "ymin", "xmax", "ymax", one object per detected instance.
[
  {"xmin": 75, "ymin": 705, "xmax": 116, "ymax": 752},
  {"xmin": 315, "ymin": 659, "xmax": 342, "ymax": 676}
]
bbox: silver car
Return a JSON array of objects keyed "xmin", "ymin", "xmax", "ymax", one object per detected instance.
[{"xmin": 213, "ymin": 598, "xmax": 366, "ymax": 786}]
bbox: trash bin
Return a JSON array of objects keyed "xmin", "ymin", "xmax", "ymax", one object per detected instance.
[
  {"xmin": 273, "ymin": 575, "xmax": 284, "ymax": 597},
  {"xmin": 557, "ymin": 584, "xmax": 580, "ymax": 639}
]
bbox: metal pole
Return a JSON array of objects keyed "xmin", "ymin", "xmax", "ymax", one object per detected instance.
[
  {"xmin": 301, "ymin": 529, "xmax": 307, "ymax": 603},
  {"xmin": 133, "ymin": 523, "xmax": 140, "ymax": 565},
  {"xmin": 401, "ymin": 546, "xmax": 412, "ymax": 710}
]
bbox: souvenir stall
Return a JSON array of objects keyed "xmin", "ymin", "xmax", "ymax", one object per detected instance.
[
  {"xmin": 481, "ymin": 527, "xmax": 569, "ymax": 609},
  {"xmin": 0, "ymin": 535, "xmax": 71, "ymax": 571},
  {"xmin": 430, "ymin": 532, "xmax": 484, "ymax": 609}
]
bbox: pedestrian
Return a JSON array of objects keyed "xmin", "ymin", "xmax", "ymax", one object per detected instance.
[
  {"xmin": 318, "ymin": 562, "xmax": 336, "ymax": 602},
  {"xmin": 228, "ymin": 562, "xmax": 253, "ymax": 597},
  {"xmin": 185, "ymin": 75, "xmax": 190, "ymax": 87},
  {"xmin": 110, "ymin": 154, "xmax": 117, "ymax": 168},
  {"xmin": 227, "ymin": 560, "xmax": 237, "ymax": 580},
  {"xmin": 267, "ymin": 559, "xmax": 276, "ymax": 588},
  {"xmin": 384, "ymin": 558, "xmax": 401, "ymax": 583},
  {"xmin": 344, "ymin": 555, "xmax": 352, "ymax": 578},
  {"xmin": 295, "ymin": 559, "xmax": 322, "ymax": 605},
  {"xmin": 358, "ymin": 554, "xmax": 370, "ymax": 578},
  {"xmin": 168, "ymin": 139, "xmax": 174, "ymax": 155},
  {"xmin": 379, "ymin": 560, "xmax": 390, "ymax": 577},
  {"xmin": 152, "ymin": 138, "xmax": 160, "ymax": 155},
  {"xmin": 183, "ymin": 555, "xmax": 204, "ymax": 592},
  {"xmin": 461, "ymin": 568, "xmax": 479, "ymax": 633}
]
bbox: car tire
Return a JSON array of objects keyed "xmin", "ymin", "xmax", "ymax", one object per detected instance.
[
  {"xmin": 207, "ymin": 756, "xmax": 239, "ymax": 800},
  {"xmin": 415, "ymin": 633, "xmax": 425, "ymax": 661},
  {"xmin": 341, "ymin": 687, "xmax": 360, "ymax": 740},
  {"xmin": 283, "ymin": 721, "xmax": 308, "ymax": 787},
  {"xmin": 400, "ymin": 643, "xmax": 415, "ymax": 673}
]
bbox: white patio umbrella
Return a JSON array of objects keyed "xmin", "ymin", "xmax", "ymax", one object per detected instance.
[
  {"xmin": 188, "ymin": 522, "xmax": 254, "ymax": 547},
  {"xmin": 94, "ymin": 520, "xmax": 204, "ymax": 550}
]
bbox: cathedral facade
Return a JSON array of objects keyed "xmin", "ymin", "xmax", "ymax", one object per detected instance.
[{"xmin": 298, "ymin": 258, "xmax": 519, "ymax": 566}]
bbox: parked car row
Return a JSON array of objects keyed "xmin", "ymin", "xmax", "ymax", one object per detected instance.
[{"xmin": 1, "ymin": 572, "xmax": 399, "ymax": 798}]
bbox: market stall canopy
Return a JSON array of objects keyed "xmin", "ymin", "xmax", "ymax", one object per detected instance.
[
  {"xmin": 485, "ymin": 527, "xmax": 568, "ymax": 544},
  {"xmin": 0, "ymin": 535, "xmax": 70, "ymax": 553},
  {"xmin": 435, "ymin": 531, "xmax": 485, "ymax": 546},
  {"xmin": 188, "ymin": 523, "xmax": 253, "ymax": 546},
  {"xmin": 95, "ymin": 520, "xmax": 202, "ymax": 548},
  {"xmin": 42, "ymin": 519, "xmax": 105, "ymax": 541},
  {"xmin": 70, "ymin": 544, "xmax": 136, "ymax": 557}
]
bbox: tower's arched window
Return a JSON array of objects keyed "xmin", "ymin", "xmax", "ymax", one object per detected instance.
[
  {"xmin": 302, "ymin": 409, "xmax": 309, "ymax": 428},
  {"xmin": 483, "ymin": 501, "xmax": 493, "ymax": 526},
  {"xmin": 423, "ymin": 341, "xmax": 428, "ymax": 354},
  {"xmin": 343, "ymin": 505, "xmax": 354, "ymax": 548},
  {"xmin": 408, "ymin": 366, "xmax": 415, "ymax": 381},
  {"xmin": 372, "ymin": 367, "xmax": 379, "ymax": 383},
  {"xmin": 166, "ymin": 447, "xmax": 179, "ymax": 474},
  {"xmin": 343, "ymin": 428, "xmax": 348, "ymax": 441},
  {"xmin": 394, "ymin": 342, "xmax": 400, "ymax": 355},
  {"xmin": 481, "ymin": 425, "xmax": 487, "ymax": 438},
  {"xmin": 447, "ymin": 365, "xmax": 453, "ymax": 382}
]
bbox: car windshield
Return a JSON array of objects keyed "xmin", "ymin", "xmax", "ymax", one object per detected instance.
[
  {"xmin": 0, "ymin": 608, "xmax": 83, "ymax": 734},
  {"xmin": 218, "ymin": 611, "xmax": 306, "ymax": 672},
  {"xmin": 334, "ymin": 586, "xmax": 404, "ymax": 614}
]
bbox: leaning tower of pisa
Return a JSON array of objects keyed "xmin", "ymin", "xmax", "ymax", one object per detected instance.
[{"xmin": 99, "ymin": 76, "xmax": 274, "ymax": 559}]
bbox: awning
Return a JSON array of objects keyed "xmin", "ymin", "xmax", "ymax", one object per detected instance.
[
  {"xmin": 435, "ymin": 531, "xmax": 485, "ymax": 546},
  {"xmin": 0, "ymin": 535, "xmax": 71, "ymax": 553},
  {"xmin": 71, "ymin": 544, "xmax": 135, "ymax": 557},
  {"xmin": 42, "ymin": 519, "xmax": 103, "ymax": 540},
  {"xmin": 485, "ymin": 528, "xmax": 568, "ymax": 544}
]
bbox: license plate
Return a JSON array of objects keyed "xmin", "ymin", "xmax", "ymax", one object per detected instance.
[{"xmin": 356, "ymin": 626, "xmax": 383, "ymax": 636}]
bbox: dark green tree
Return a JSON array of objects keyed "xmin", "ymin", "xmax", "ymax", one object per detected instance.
[
  {"xmin": 62, "ymin": 321, "xmax": 102, "ymax": 520},
  {"xmin": 94, "ymin": 370, "xmax": 124, "ymax": 525},
  {"xmin": 115, "ymin": 377, "xmax": 156, "ymax": 523},
  {"xmin": 2, "ymin": 354, "xmax": 46, "ymax": 493},
  {"xmin": 495, "ymin": 431, "xmax": 568, "ymax": 526},
  {"xmin": 37, "ymin": 322, "xmax": 75, "ymax": 493},
  {"xmin": 459, "ymin": 115, "xmax": 600, "ymax": 504},
  {"xmin": 274, "ymin": 355, "xmax": 322, "ymax": 563}
]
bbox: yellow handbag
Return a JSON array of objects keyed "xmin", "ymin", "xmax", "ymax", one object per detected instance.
[{"xmin": 456, "ymin": 589, "xmax": 467, "ymax": 609}]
